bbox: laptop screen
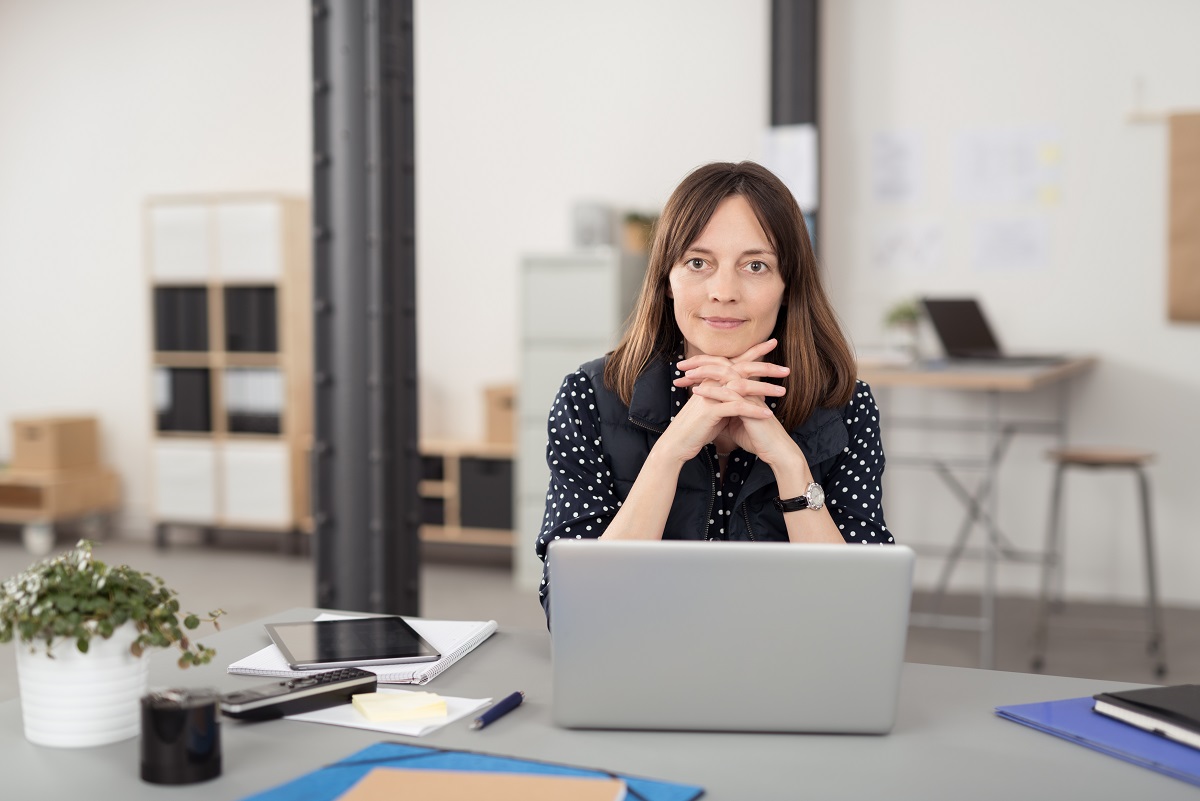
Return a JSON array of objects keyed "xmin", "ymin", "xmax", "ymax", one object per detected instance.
[{"xmin": 921, "ymin": 298, "xmax": 1003, "ymax": 358}]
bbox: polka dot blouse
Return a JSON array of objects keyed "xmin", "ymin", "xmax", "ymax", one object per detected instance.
[{"xmin": 535, "ymin": 368, "xmax": 892, "ymax": 610}]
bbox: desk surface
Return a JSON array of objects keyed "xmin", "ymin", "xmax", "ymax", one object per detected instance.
[
  {"xmin": 2, "ymin": 606, "xmax": 1192, "ymax": 801},
  {"xmin": 858, "ymin": 356, "xmax": 1096, "ymax": 392}
]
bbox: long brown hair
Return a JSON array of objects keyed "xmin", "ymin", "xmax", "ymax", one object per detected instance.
[{"xmin": 604, "ymin": 161, "xmax": 856, "ymax": 429}]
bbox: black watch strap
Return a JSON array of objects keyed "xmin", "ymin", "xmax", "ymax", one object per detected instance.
[{"xmin": 773, "ymin": 495, "xmax": 811, "ymax": 513}]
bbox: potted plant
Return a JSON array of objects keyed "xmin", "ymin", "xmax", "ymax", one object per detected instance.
[
  {"xmin": 622, "ymin": 211, "xmax": 657, "ymax": 254},
  {"xmin": 883, "ymin": 298, "xmax": 922, "ymax": 361},
  {"xmin": 0, "ymin": 540, "xmax": 223, "ymax": 748}
]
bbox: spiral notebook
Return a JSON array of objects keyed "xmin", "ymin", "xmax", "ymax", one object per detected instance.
[{"xmin": 227, "ymin": 615, "xmax": 498, "ymax": 685}]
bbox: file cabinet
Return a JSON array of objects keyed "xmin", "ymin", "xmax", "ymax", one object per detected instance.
[
  {"xmin": 514, "ymin": 249, "xmax": 647, "ymax": 587},
  {"xmin": 146, "ymin": 194, "xmax": 311, "ymax": 548}
]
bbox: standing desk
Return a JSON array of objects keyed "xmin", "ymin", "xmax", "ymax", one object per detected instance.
[
  {"xmin": 858, "ymin": 358, "xmax": 1097, "ymax": 669},
  {"xmin": 1, "ymin": 605, "xmax": 1193, "ymax": 801}
]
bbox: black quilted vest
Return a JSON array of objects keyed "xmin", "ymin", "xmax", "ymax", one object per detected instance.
[{"xmin": 580, "ymin": 355, "xmax": 850, "ymax": 542}]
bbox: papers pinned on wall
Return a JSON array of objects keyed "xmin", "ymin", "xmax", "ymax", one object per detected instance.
[
  {"xmin": 872, "ymin": 131, "xmax": 925, "ymax": 204},
  {"xmin": 954, "ymin": 128, "xmax": 1063, "ymax": 206},
  {"xmin": 871, "ymin": 221, "xmax": 944, "ymax": 273},
  {"xmin": 762, "ymin": 124, "xmax": 818, "ymax": 212},
  {"xmin": 972, "ymin": 216, "xmax": 1050, "ymax": 272}
]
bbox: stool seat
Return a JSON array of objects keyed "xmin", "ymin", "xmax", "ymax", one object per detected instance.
[{"xmin": 1047, "ymin": 448, "xmax": 1154, "ymax": 467}]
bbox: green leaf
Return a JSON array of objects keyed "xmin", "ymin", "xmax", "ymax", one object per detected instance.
[
  {"xmin": 183, "ymin": 615, "xmax": 199, "ymax": 629},
  {"xmin": 76, "ymin": 636, "xmax": 89, "ymax": 654}
]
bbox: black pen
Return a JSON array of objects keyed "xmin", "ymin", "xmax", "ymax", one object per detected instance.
[{"xmin": 469, "ymin": 691, "xmax": 524, "ymax": 730}]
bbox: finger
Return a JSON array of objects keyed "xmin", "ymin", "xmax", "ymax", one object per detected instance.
[
  {"xmin": 690, "ymin": 379, "xmax": 783, "ymax": 401},
  {"xmin": 691, "ymin": 383, "xmax": 780, "ymax": 410},
  {"xmin": 732, "ymin": 338, "xmax": 779, "ymax": 364},
  {"xmin": 675, "ymin": 364, "xmax": 789, "ymax": 389},
  {"xmin": 725, "ymin": 377, "xmax": 787, "ymax": 397}
]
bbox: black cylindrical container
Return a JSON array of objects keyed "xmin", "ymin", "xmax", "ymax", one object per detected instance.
[{"xmin": 140, "ymin": 689, "xmax": 222, "ymax": 785}]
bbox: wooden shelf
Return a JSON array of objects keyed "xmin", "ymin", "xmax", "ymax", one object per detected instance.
[
  {"xmin": 419, "ymin": 440, "xmax": 514, "ymax": 548},
  {"xmin": 420, "ymin": 525, "xmax": 512, "ymax": 548}
]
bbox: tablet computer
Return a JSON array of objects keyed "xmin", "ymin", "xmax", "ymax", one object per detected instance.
[{"xmin": 264, "ymin": 616, "xmax": 441, "ymax": 670}]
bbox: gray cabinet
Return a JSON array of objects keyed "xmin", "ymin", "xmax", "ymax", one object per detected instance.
[{"xmin": 513, "ymin": 248, "xmax": 647, "ymax": 588}]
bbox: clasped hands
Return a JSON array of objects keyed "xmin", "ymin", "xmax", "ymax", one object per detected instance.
[{"xmin": 663, "ymin": 338, "xmax": 802, "ymax": 469}]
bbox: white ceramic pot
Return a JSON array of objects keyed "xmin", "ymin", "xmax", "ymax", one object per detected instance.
[{"xmin": 15, "ymin": 621, "xmax": 150, "ymax": 748}]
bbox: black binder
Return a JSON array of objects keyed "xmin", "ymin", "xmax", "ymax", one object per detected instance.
[{"xmin": 1094, "ymin": 685, "xmax": 1200, "ymax": 751}]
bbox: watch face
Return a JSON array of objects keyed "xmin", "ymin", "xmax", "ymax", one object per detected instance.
[{"xmin": 807, "ymin": 482, "xmax": 825, "ymax": 509}]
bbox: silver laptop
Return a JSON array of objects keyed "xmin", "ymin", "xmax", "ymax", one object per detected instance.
[{"xmin": 548, "ymin": 540, "xmax": 914, "ymax": 734}]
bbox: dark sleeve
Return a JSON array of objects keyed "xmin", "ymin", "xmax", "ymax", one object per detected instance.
[
  {"xmin": 825, "ymin": 380, "xmax": 893, "ymax": 544},
  {"xmin": 534, "ymin": 368, "xmax": 623, "ymax": 621}
]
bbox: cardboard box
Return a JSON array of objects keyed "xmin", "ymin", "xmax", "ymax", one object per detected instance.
[
  {"xmin": 11, "ymin": 416, "xmax": 100, "ymax": 472},
  {"xmin": 484, "ymin": 385, "xmax": 515, "ymax": 444},
  {"xmin": 0, "ymin": 467, "xmax": 120, "ymax": 524}
]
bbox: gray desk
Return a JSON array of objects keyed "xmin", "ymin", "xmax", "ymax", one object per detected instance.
[{"xmin": 2, "ymin": 606, "xmax": 1192, "ymax": 800}]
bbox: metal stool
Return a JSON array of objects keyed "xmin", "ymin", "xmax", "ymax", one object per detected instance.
[{"xmin": 1030, "ymin": 448, "xmax": 1167, "ymax": 677}]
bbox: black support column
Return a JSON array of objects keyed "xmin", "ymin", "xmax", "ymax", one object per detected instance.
[
  {"xmin": 311, "ymin": 0, "xmax": 420, "ymax": 614},
  {"xmin": 771, "ymin": 0, "xmax": 821, "ymax": 251},
  {"xmin": 771, "ymin": 0, "xmax": 819, "ymax": 127}
]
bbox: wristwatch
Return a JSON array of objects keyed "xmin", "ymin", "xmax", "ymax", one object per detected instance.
[{"xmin": 773, "ymin": 482, "xmax": 825, "ymax": 513}]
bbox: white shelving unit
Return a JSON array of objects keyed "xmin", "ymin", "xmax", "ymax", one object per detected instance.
[{"xmin": 146, "ymin": 194, "xmax": 312, "ymax": 548}]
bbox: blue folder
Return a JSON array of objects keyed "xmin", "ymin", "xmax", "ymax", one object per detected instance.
[
  {"xmin": 240, "ymin": 741, "xmax": 705, "ymax": 801},
  {"xmin": 996, "ymin": 696, "xmax": 1200, "ymax": 787}
]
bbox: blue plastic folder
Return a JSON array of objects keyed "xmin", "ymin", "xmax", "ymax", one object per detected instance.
[
  {"xmin": 996, "ymin": 696, "xmax": 1200, "ymax": 787},
  {"xmin": 240, "ymin": 741, "xmax": 705, "ymax": 801}
]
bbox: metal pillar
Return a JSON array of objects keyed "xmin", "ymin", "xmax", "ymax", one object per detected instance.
[
  {"xmin": 770, "ymin": 0, "xmax": 821, "ymax": 251},
  {"xmin": 311, "ymin": 0, "xmax": 420, "ymax": 614},
  {"xmin": 771, "ymin": 0, "xmax": 819, "ymax": 127}
]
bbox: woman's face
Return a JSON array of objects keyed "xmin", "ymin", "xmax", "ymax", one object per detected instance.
[{"xmin": 668, "ymin": 194, "xmax": 786, "ymax": 359}]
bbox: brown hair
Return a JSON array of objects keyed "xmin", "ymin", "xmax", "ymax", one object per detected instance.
[{"xmin": 604, "ymin": 161, "xmax": 856, "ymax": 429}]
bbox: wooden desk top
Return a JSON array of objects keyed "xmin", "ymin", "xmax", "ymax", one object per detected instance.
[{"xmin": 856, "ymin": 357, "xmax": 1097, "ymax": 392}]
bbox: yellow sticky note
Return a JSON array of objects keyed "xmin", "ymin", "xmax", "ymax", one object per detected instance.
[{"xmin": 352, "ymin": 691, "xmax": 448, "ymax": 722}]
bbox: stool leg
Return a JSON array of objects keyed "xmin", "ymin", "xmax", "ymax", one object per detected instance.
[
  {"xmin": 1136, "ymin": 466, "xmax": 1168, "ymax": 678},
  {"xmin": 1032, "ymin": 462, "xmax": 1067, "ymax": 671}
]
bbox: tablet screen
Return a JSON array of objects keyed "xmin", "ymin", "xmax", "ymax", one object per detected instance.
[{"xmin": 264, "ymin": 616, "xmax": 441, "ymax": 670}]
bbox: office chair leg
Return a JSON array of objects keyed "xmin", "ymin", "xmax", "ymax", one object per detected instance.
[
  {"xmin": 1136, "ymin": 467, "xmax": 1168, "ymax": 678},
  {"xmin": 1031, "ymin": 463, "xmax": 1066, "ymax": 672}
]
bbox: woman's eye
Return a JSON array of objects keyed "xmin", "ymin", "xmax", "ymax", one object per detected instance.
[
  {"xmin": 686, "ymin": 258, "xmax": 706, "ymax": 270},
  {"xmin": 746, "ymin": 261, "xmax": 768, "ymax": 274}
]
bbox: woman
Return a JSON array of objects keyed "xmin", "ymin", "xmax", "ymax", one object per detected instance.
[{"xmin": 536, "ymin": 161, "xmax": 892, "ymax": 618}]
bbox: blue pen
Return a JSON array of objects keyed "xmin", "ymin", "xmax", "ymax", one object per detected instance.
[{"xmin": 470, "ymin": 691, "xmax": 524, "ymax": 730}]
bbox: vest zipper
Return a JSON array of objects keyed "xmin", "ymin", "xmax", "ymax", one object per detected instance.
[
  {"xmin": 740, "ymin": 503, "xmax": 757, "ymax": 542},
  {"xmin": 702, "ymin": 449, "xmax": 717, "ymax": 541},
  {"xmin": 629, "ymin": 416, "xmax": 716, "ymax": 541}
]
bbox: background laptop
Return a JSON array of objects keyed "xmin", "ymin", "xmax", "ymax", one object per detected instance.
[
  {"xmin": 548, "ymin": 540, "xmax": 915, "ymax": 734},
  {"xmin": 921, "ymin": 297, "xmax": 1065, "ymax": 364}
]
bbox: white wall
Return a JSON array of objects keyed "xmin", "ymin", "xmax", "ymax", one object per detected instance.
[
  {"xmin": 0, "ymin": 0, "xmax": 311, "ymax": 533},
  {"xmin": 415, "ymin": 1, "xmax": 771, "ymax": 439},
  {"xmin": 0, "ymin": 0, "xmax": 769, "ymax": 540},
  {"xmin": 822, "ymin": 0, "xmax": 1200, "ymax": 604}
]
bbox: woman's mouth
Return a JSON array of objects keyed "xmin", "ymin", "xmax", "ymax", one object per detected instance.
[{"xmin": 702, "ymin": 317, "xmax": 745, "ymax": 330}]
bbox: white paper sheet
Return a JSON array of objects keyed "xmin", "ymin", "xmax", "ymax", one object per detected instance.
[
  {"xmin": 762, "ymin": 124, "xmax": 818, "ymax": 211},
  {"xmin": 972, "ymin": 216, "xmax": 1050, "ymax": 271},
  {"xmin": 872, "ymin": 131, "xmax": 924, "ymax": 204},
  {"xmin": 286, "ymin": 688, "xmax": 492, "ymax": 737},
  {"xmin": 954, "ymin": 128, "xmax": 1062, "ymax": 205}
]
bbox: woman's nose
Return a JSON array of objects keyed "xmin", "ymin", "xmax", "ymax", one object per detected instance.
[{"xmin": 707, "ymin": 266, "xmax": 738, "ymax": 301}]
